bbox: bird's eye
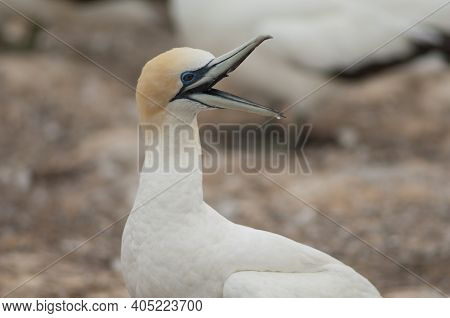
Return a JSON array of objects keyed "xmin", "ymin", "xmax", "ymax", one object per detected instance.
[{"xmin": 181, "ymin": 72, "xmax": 195, "ymax": 84}]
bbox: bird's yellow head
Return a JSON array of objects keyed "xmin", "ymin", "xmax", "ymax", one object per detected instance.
[
  {"xmin": 136, "ymin": 35, "xmax": 283, "ymax": 124},
  {"xmin": 136, "ymin": 48, "xmax": 214, "ymax": 122}
]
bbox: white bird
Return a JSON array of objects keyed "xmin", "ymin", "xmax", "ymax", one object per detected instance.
[
  {"xmin": 170, "ymin": 0, "xmax": 450, "ymax": 105},
  {"xmin": 121, "ymin": 36, "xmax": 380, "ymax": 297}
]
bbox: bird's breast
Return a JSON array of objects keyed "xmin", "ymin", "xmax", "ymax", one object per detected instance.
[{"xmin": 121, "ymin": 202, "xmax": 234, "ymax": 297}]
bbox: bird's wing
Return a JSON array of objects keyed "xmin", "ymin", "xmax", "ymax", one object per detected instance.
[
  {"xmin": 223, "ymin": 265, "xmax": 381, "ymax": 298},
  {"xmin": 217, "ymin": 221, "xmax": 381, "ymax": 297}
]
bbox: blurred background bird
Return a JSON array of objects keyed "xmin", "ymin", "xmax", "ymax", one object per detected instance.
[
  {"xmin": 1, "ymin": 0, "xmax": 450, "ymax": 298},
  {"xmin": 171, "ymin": 0, "xmax": 450, "ymax": 114}
]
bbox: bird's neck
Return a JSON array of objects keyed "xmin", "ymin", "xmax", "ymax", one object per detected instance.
[
  {"xmin": 140, "ymin": 103, "xmax": 202, "ymax": 170},
  {"xmin": 135, "ymin": 105, "xmax": 204, "ymax": 213}
]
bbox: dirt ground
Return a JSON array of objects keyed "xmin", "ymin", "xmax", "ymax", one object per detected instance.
[{"xmin": 0, "ymin": 0, "xmax": 449, "ymax": 297}]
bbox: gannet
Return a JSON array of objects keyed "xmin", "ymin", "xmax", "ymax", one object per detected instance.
[{"xmin": 121, "ymin": 36, "xmax": 381, "ymax": 297}]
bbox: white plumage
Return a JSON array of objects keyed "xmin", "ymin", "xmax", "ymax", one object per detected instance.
[
  {"xmin": 121, "ymin": 36, "xmax": 381, "ymax": 297},
  {"xmin": 121, "ymin": 110, "xmax": 380, "ymax": 297}
]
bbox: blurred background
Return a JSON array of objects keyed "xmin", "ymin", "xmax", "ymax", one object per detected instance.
[{"xmin": 1, "ymin": 0, "xmax": 449, "ymax": 297}]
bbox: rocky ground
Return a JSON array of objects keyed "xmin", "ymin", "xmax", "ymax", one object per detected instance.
[{"xmin": 0, "ymin": 0, "xmax": 449, "ymax": 297}]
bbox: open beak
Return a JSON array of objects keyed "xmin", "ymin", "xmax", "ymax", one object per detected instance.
[{"xmin": 174, "ymin": 35, "xmax": 284, "ymax": 119}]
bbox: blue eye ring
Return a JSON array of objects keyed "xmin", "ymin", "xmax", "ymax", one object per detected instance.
[{"xmin": 181, "ymin": 71, "xmax": 195, "ymax": 84}]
